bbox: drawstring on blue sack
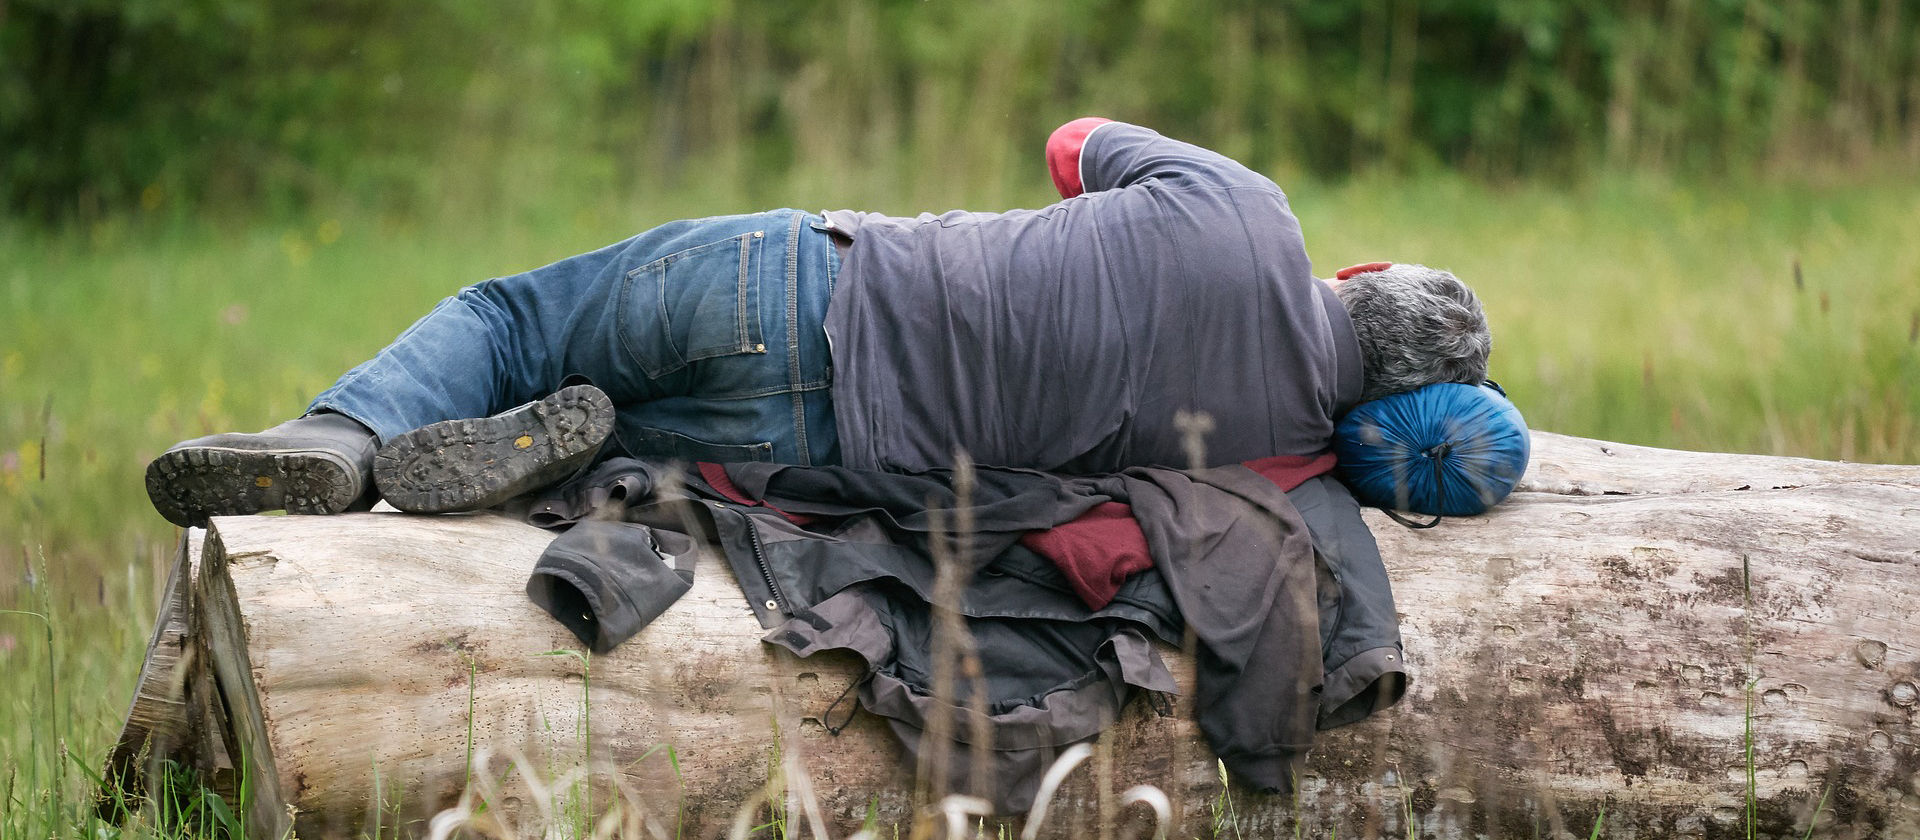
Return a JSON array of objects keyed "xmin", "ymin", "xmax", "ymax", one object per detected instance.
[{"xmin": 1380, "ymin": 440, "xmax": 1452, "ymax": 529}]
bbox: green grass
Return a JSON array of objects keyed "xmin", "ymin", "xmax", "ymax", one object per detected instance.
[{"xmin": 2, "ymin": 168, "xmax": 1916, "ymax": 838}]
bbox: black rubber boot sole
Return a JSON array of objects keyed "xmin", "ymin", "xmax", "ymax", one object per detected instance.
[
  {"xmin": 373, "ymin": 384, "xmax": 615, "ymax": 514},
  {"xmin": 145, "ymin": 447, "xmax": 366, "ymax": 528}
]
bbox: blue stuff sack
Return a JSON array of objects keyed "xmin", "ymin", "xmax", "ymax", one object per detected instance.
[{"xmin": 1333, "ymin": 382, "xmax": 1531, "ymax": 516}]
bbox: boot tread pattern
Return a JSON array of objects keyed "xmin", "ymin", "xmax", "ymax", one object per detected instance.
[
  {"xmin": 144, "ymin": 446, "xmax": 359, "ymax": 527},
  {"xmin": 372, "ymin": 384, "xmax": 615, "ymax": 514}
]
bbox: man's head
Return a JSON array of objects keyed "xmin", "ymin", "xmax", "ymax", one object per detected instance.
[{"xmin": 1329, "ymin": 263, "xmax": 1491, "ymax": 402}]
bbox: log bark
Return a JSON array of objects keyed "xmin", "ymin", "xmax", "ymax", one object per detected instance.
[{"xmin": 104, "ymin": 432, "xmax": 1920, "ymax": 839}]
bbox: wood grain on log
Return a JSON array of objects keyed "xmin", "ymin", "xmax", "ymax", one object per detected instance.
[
  {"xmin": 1521, "ymin": 431, "xmax": 1920, "ymax": 496},
  {"xmin": 104, "ymin": 433, "xmax": 1920, "ymax": 839}
]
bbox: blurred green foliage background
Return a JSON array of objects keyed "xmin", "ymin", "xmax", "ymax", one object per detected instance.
[
  {"xmin": 5, "ymin": 0, "xmax": 1917, "ymax": 220},
  {"xmin": 1, "ymin": 2, "xmax": 1918, "ymax": 837}
]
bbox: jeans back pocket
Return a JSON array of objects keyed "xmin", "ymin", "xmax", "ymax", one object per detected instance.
[{"xmin": 618, "ymin": 231, "xmax": 767, "ymax": 379}]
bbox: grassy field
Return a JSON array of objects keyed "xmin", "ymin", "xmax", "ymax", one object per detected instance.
[{"xmin": 2, "ymin": 169, "xmax": 1917, "ymax": 838}]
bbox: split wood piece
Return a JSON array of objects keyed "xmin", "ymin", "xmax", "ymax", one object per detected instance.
[
  {"xmin": 116, "ymin": 433, "xmax": 1920, "ymax": 838},
  {"xmin": 97, "ymin": 527, "xmax": 236, "ymax": 818}
]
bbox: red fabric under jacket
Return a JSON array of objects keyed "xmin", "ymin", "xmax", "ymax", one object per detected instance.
[
  {"xmin": 702, "ymin": 455, "xmax": 1336, "ymax": 609},
  {"xmin": 1019, "ymin": 454, "xmax": 1336, "ymax": 608}
]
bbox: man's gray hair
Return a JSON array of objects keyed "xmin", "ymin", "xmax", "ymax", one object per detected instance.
[{"xmin": 1333, "ymin": 263, "xmax": 1491, "ymax": 402}]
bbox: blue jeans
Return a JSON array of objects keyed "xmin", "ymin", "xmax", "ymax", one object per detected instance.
[{"xmin": 311, "ymin": 209, "xmax": 841, "ymax": 466}]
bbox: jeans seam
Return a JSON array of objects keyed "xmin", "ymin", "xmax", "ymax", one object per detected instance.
[
  {"xmin": 736, "ymin": 235, "xmax": 752, "ymax": 350},
  {"xmin": 786, "ymin": 212, "xmax": 809, "ymax": 464},
  {"xmin": 615, "ymin": 266, "xmax": 654, "ymax": 379},
  {"xmin": 670, "ymin": 380, "xmax": 829, "ymax": 402}
]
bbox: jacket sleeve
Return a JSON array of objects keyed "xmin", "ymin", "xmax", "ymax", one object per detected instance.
[{"xmin": 1050, "ymin": 118, "xmax": 1279, "ymax": 198}]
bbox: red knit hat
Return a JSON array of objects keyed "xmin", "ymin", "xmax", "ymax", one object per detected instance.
[{"xmin": 1335, "ymin": 262, "xmax": 1393, "ymax": 281}]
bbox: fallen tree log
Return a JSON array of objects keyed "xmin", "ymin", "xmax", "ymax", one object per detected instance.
[{"xmin": 104, "ymin": 431, "xmax": 1920, "ymax": 839}]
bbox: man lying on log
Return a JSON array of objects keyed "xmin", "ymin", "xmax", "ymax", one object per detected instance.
[
  {"xmin": 142, "ymin": 118, "xmax": 1496, "ymax": 808},
  {"xmin": 146, "ymin": 117, "xmax": 1491, "ymax": 521}
]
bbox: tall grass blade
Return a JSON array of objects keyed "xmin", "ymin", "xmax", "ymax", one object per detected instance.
[
  {"xmin": 1802, "ymin": 784, "xmax": 1831, "ymax": 839},
  {"xmin": 1118, "ymin": 785, "xmax": 1171, "ymax": 840},
  {"xmin": 1020, "ymin": 744, "xmax": 1092, "ymax": 840}
]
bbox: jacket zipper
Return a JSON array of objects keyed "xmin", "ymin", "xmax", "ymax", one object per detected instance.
[{"xmin": 739, "ymin": 509, "xmax": 788, "ymax": 613}]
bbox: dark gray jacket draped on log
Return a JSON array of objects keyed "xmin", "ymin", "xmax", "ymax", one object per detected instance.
[{"xmin": 520, "ymin": 458, "xmax": 1407, "ymax": 811}]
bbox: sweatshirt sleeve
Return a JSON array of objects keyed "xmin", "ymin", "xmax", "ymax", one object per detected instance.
[{"xmin": 1067, "ymin": 120, "xmax": 1279, "ymax": 195}]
